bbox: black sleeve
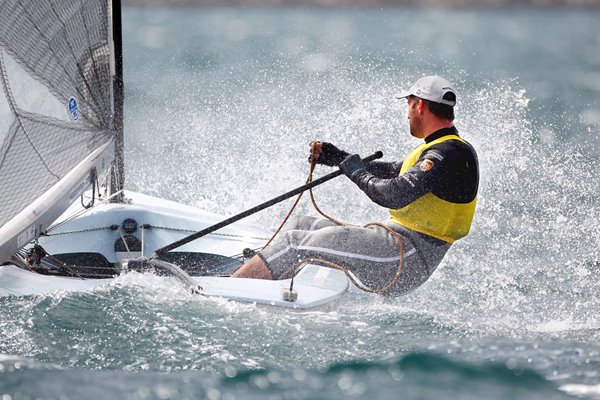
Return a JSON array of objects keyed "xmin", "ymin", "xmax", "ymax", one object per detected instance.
[
  {"xmin": 364, "ymin": 160, "xmax": 403, "ymax": 178},
  {"xmin": 347, "ymin": 147, "xmax": 451, "ymax": 209}
]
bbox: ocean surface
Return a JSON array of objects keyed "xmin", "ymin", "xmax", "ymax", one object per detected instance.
[{"xmin": 2, "ymin": 6, "xmax": 600, "ymax": 400}]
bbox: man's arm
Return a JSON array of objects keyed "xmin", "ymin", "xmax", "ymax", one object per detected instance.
[
  {"xmin": 313, "ymin": 141, "xmax": 401, "ymax": 178},
  {"xmin": 340, "ymin": 149, "xmax": 448, "ymax": 209},
  {"xmin": 364, "ymin": 161, "xmax": 403, "ymax": 179}
]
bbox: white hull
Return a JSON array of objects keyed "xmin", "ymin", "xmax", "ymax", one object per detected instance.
[
  {"xmin": 0, "ymin": 263, "xmax": 348, "ymax": 309},
  {"xmin": 37, "ymin": 191, "xmax": 270, "ymax": 262},
  {"xmin": 0, "ymin": 191, "xmax": 349, "ymax": 309}
]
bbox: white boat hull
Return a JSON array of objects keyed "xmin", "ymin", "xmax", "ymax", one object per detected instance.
[
  {"xmin": 37, "ymin": 191, "xmax": 271, "ymax": 262},
  {"xmin": 0, "ymin": 263, "xmax": 348, "ymax": 309},
  {"xmin": 0, "ymin": 191, "xmax": 349, "ymax": 309}
]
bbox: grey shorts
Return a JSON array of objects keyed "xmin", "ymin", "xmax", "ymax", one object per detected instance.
[{"xmin": 258, "ymin": 216, "xmax": 450, "ymax": 296}]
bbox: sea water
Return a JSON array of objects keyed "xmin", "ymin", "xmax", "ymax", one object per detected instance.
[{"xmin": 1, "ymin": 6, "xmax": 599, "ymax": 399}]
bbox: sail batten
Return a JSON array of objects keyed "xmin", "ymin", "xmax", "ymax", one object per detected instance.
[{"xmin": 0, "ymin": 0, "xmax": 119, "ymax": 262}]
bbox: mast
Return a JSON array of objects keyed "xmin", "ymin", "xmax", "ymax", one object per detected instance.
[{"xmin": 110, "ymin": 0, "xmax": 125, "ymax": 203}]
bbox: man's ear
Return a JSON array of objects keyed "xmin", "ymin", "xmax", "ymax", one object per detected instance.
[{"xmin": 416, "ymin": 98, "xmax": 426, "ymax": 114}]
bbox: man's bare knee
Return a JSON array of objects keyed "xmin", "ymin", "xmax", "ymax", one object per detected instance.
[{"xmin": 231, "ymin": 255, "xmax": 273, "ymax": 280}]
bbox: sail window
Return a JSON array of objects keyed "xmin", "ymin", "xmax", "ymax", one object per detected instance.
[{"xmin": 1, "ymin": 49, "xmax": 68, "ymax": 123}]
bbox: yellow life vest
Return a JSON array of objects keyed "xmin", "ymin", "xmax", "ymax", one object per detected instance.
[{"xmin": 389, "ymin": 134, "xmax": 477, "ymax": 244}]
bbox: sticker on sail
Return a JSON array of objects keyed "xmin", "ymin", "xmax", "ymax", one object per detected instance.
[{"xmin": 68, "ymin": 96, "xmax": 79, "ymax": 121}]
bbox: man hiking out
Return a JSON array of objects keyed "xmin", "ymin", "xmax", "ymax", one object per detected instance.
[{"xmin": 233, "ymin": 75, "xmax": 479, "ymax": 296}]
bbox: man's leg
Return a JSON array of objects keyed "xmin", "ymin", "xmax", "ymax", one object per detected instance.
[
  {"xmin": 232, "ymin": 216, "xmax": 335, "ymax": 280},
  {"xmin": 231, "ymin": 255, "xmax": 272, "ymax": 279},
  {"xmin": 249, "ymin": 222, "xmax": 407, "ymax": 283}
]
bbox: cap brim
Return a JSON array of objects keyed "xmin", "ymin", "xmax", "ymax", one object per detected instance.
[{"xmin": 395, "ymin": 90, "xmax": 412, "ymax": 99}]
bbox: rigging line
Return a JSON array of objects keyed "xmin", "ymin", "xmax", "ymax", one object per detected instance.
[
  {"xmin": 267, "ymin": 142, "xmax": 405, "ymax": 294},
  {"xmin": 100, "ymin": 189, "xmax": 123, "ymax": 204},
  {"xmin": 81, "ymin": 167, "xmax": 97, "ymax": 209},
  {"xmin": 258, "ymin": 143, "xmax": 321, "ymax": 250},
  {"xmin": 229, "ymin": 247, "xmax": 262, "ymax": 260},
  {"xmin": 282, "ymin": 223, "xmax": 406, "ymax": 295},
  {"xmin": 288, "ymin": 232, "xmax": 405, "ymax": 295},
  {"xmin": 25, "ymin": 244, "xmax": 86, "ymax": 280},
  {"xmin": 43, "ymin": 255, "xmax": 86, "ymax": 281},
  {"xmin": 303, "ymin": 146, "xmax": 406, "ymax": 293},
  {"xmin": 116, "ymin": 227, "xmax": 133, "ymax": 259},
  {"xmin": 208, "ymin": 232, "xmax": 269, "ymax": 240},
  {"xmin": 43, "ymin": 189, "xmax": 123, "ymax": 234},
  {"xmin": 13, "ymin": 250, "xmax": 36, "ymax": 272},
  {"xmin": 96, "ymin": 162, "xmax": 113, "ymax": 198},
  {"xmin": 141, "ymin": 224, "xmax": 146, "ymax": 258},
  {"xmin": 144, "ymin": 224, "xmax": 269, "ymax": 241},
  {"xmin": 307, "ymin": 143, "xmax": 348, "ymax": 227},
  {"xmin": 43, "ymin": 226, "xmax": 114, "ymax": 236}
]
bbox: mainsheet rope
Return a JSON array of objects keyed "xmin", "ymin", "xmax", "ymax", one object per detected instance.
[{"xmin": 260, "ymin": 142, "xmax": 405, "ymax": 294}]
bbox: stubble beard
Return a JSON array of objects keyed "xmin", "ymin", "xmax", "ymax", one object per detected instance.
[{"xmin": 409, "ymin": 116, "xmax": 422, "ymax": 139}]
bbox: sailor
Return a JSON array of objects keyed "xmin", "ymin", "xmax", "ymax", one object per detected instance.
[{"xmin": 232, "ymin": 75, "xmax": 479, "ymax": 296}]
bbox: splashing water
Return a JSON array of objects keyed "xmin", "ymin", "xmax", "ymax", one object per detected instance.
[
  {"xmin": 1, "ymin": 6, "xmax": 600, "ymax": 400},
  {"xmin": 123, "ymin": 4, "xmax": 599, "ymax": 389}
]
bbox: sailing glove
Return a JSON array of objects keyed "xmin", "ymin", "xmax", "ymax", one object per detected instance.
[
  {"xmin": 313, "ymin": 142, "xmax": 350, "ymax": 166},
  {"xmin": 339, "ymin": 154, "xmax": 365, "ymax": 178}
]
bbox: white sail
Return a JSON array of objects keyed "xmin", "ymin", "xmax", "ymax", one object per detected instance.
[{"xmin": 0, "ymin": 0, "xmax": 121, "ymax": 263}]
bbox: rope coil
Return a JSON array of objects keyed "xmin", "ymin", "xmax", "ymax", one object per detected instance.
[{"xmin": 264, "ymin": 142, "xmax": 405, "ymax": 294}]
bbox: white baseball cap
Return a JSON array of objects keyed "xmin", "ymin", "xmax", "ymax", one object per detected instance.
[{"xmin": 397, "ymin": 75, "xmax": 456, "ymax": 106}]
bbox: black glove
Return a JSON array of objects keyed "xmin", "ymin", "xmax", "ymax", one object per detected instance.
[
  {"xmin": 339, "ymin": 154, "xmax": 366, "ymax": 177},
  {"xmin": 314, "ymin": 142, "xmax": 350, "ymax": 167}
]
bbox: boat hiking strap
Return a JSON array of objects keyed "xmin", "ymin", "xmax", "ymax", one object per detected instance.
[{"xmin": 260, "ymin": 142, "xmax": 405, "ymax": 295}]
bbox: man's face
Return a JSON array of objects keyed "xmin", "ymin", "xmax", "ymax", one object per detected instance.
[{"xmin": 407, "ymin": 96, "xmax": 423, "ymax": 138}]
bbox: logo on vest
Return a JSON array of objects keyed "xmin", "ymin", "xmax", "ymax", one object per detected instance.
[{"xmin": 420, "ymin": 159, "xmax": 434, "ymax": 172}]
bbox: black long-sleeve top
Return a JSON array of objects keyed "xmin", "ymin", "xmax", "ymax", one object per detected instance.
[{"xmin": 351, "ymin": 127, "xmax": 479, "ymax": 210}]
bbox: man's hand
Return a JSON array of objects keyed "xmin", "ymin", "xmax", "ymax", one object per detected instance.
[
  {"xmin": 339, "ymin": 154, "xmax": 366, "ymax": 177},
  {"xmin": 310, "ymin": 142, "xmax": 350, "ymax": 166}
]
